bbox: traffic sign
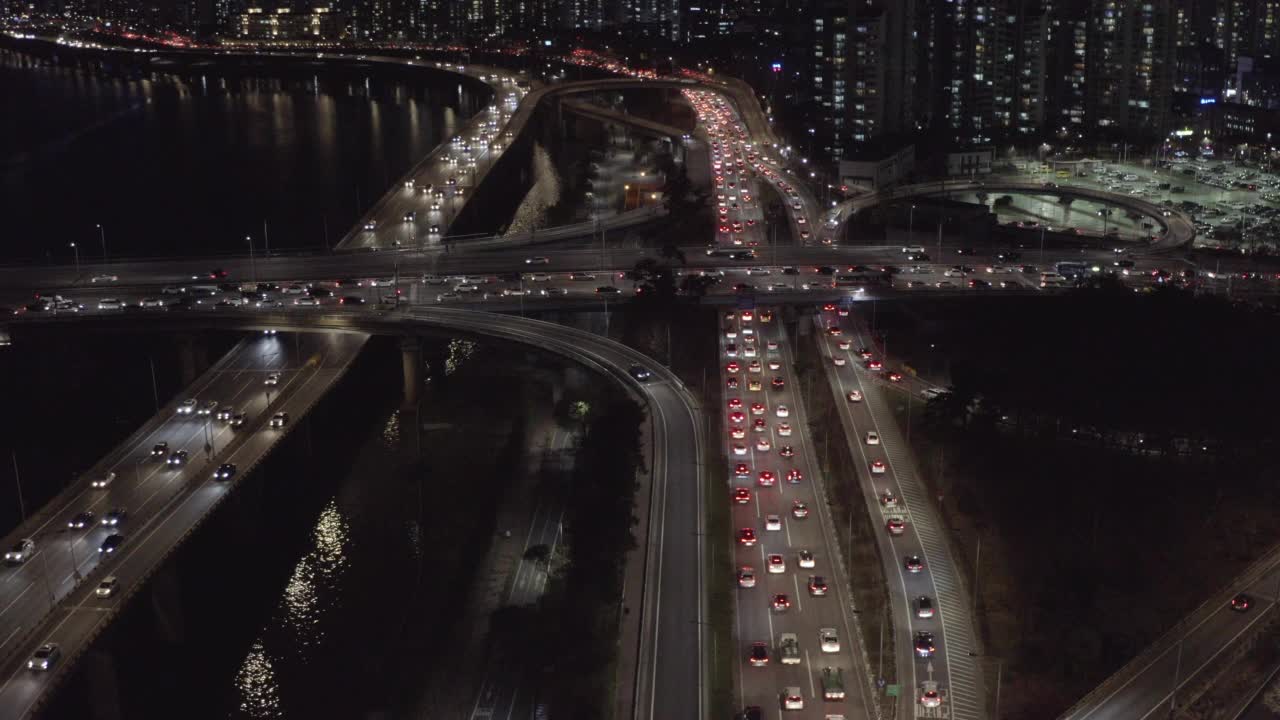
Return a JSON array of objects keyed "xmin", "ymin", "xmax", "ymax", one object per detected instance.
[{"xmin": 885, "ymin": 684, "xmax": 901, "ymax": 697}]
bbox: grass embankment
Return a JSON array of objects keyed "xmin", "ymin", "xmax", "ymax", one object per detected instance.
[
  {"xmin": 877, "ymin": 290, "xmax": 1280, "ymax": 718},
  {"xmin": 791, "ymin": 315, "xmax": 897, "ymax": 716}
]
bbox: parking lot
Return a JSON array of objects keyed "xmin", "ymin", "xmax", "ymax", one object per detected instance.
[{"xmin": 1007, "ymin": 156, "xmax": 1280, "ymax": 252}]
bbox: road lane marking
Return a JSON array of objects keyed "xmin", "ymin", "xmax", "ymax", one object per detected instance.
[{"xmin": 0, "ymin": 584, "xmax": 32, "ymax": 620}]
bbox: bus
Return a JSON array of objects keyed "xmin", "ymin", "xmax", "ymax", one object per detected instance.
[{"xmin": 1054, "ymin": 261, "xmax": 1094, "ymax": 279}]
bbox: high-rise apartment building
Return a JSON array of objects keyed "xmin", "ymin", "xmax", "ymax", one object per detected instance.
[{"xmin": 1086, "ymin": 0, "xmax": 1174, "ymax": 135}]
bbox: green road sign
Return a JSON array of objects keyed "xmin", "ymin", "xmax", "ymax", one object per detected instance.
[{"xmin": 885, "ymin": 684, "xmax": 901, "ymax": 697}]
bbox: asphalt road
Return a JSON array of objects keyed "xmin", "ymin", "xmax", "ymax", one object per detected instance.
[
  {"xmin": 0, "ymin": 329, "xmax": 369, "ymax": 719},
  {"xmin": 816, "ymin": 308, "xmax": 986, "ymax": 720},
  {"xmin": 721, "ymin": 307, "xmax": 876, "ymax": 719}
]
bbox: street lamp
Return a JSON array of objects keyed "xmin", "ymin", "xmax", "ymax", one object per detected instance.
[
  {"xmin": 246, "ymin": 235, "xmax": 256, "ymax": 285},
  {"xmin": 909, "ymin": 205, "xmax": 916, "ymax": 247},
  {"xmin": 96, "ymin": 223, "xmax": 107, "ymax": 261},
  {"xmin": 69, "ymin": 242, "xmax": 80, "ymax": 275}
]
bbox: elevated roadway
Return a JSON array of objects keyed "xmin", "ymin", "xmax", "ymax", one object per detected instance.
[
  {"xmin": 3, "ymin": 307, "xmax": 706, "ymax": 720},
  {"xmin": 0, "ymin": 329, "xmax": 370, "ymax": 719},
  {"xmin": 833, "ymin": 178, "xmax": 1196, "ymax": 252},
  {"xmin": 561, "ymin": 99, "xmax": 689, "ymax": 142}
]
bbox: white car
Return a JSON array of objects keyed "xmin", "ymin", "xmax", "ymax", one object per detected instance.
[
  {"xmin": 866, "ymin": 431, "xmax": 880, "ymax": 445},
  {"xmin": 270, "ymin": 412, "xmax": 289, "ymax": 428},
  {"xmin": 775, "ymin": 405, "xmax": 790, "ymax": 418},
  {"xmin": 820, "ymin": 627, "xmax": 840, "ymax": 653},
  {"xmin": 97, "ymin": 298, "xmax": 123, "ymax": 310},
  {"xmin": 777, "ymin": 423, "xmax": 792, "ymax": 436},
  {"xmin": 294, "ymin": 296, "xmax": 320, "ymax": 306},
  {"xmin": 177, "ymin": 398, "xmax": 198, "ymax": 415},
  {"xmin": 527, "ymin": 273, "xmax": 552, "ymax": 282},
  {"xmin": 798, "ymin": 549, "xmax": 815, "ymax": 568},
  {"xmin": 846, "ymin": 390, "xmax": 862, "ymax": 402},
  {"xmin": 767, "ymin": 554, "xmax": 785, "ymax": 573},
  {"xmin": 91, "ymin": 471, "xmax": 116, "ymax": 489},
  {"xmin": 265, "ymin": 372, "xmax": 281, "ymax": 386},
  {"xmin": 833, "ymin": 356, "xmax": 847, "ymax": 367},
  {"xmin": 91, "ymin": 274, "xmax": 118, "ymax": 283},
  {"xmin": 782, "ymin": 687, "xmax": 804, "ymax": 711},
  {"xmin": 95, "ymin": 576, "xmax": 119, "ymax": 598},
  {"xmin": 765, "ymin": 514, "xmax": 782, "ymax": 531},
  {"xmin": 5, "ymin": 538, "xmax": 35, "ymax": 564}
]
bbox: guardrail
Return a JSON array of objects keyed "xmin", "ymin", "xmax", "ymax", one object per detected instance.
[{"xmin": 1058, "ymin": 540, "xmax": 1280, "ymax": 719}]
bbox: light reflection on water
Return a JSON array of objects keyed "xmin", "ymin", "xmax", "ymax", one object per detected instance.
[
  {"xmin": 230, "ymin": 501, "xmax": 350, "ymax": 717},
  {"xmin": 231, "ymin": 641, "xmax": 281, "ymax": 719}
]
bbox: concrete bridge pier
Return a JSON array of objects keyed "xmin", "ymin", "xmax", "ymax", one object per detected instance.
[
  {"xmin": 149, "ymin": 562, "xmax": 185, "ymax": 645},
  {"xmin": 176, "ymin": 333, "xmax": 208, "ymax": 386},
  {"xmin": 401, "ymin": 336, "xmax": 423, "ymax": 409},
  {"xmin": 85, "ymin": 647, "xmax": 123, "ymax": 720}
]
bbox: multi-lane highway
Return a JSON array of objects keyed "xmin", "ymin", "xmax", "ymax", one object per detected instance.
[
  {"xmin": 0, "ymin": 329, "xmax": 369, "ymax": 719},
  {"xmin": 816, "ymin": 306, "xmax": 986, "ymax": 720},
  {"xmin": 721, "ymin": 306, "xmax": 875, "ymax": 718}
]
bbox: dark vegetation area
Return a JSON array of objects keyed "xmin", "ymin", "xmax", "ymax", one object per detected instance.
[
  {"xmin": 494, "ymin": 387, "xmax": 644, "ymax": 720},
  {"xmin": 884, "ymin": 288, "xmax": 1280, "ymax": 718}
]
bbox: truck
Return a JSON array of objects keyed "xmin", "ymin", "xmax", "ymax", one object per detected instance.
[
  {"xmin": 821, "ymin": 667, "xmax": 846, "ymax": 701},
  {"xmin": 779, "ymin": 633, "xmax": 801, "ymax": 665}
]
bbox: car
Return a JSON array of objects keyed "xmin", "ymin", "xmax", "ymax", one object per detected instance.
[
  {"xmin": 151, "ymin": 442, "xmax": 169, "ymax": 457},
  {"xmin": 749, "ymin": 642, "xmax": 770, "ymax": 667},
  {"xmin": 771, "ymin": 594, "xmax": 791, "ymax": 611},
  {"xmin": 213, "ymin": 463, "xmax": 237, "ymax": 481},
  {"xmin": 27, "ymin": 644, "xmax": 60, "ymax": 672},
  {"xmin": 265, "ymin": 372, "xmax": 281, "ymax": 386},
  {"xmin": 726, "ymin": 361, "xmax": 740, "ymax": 374},
  {"xmin": 808, "ymin": 575, "xmax": 829, "ymax": 596},
  {"xmin": 747, "ymin": 379, "xmax": 763, "ymax": 392},
  {"xmin": 525, "ymin": 256, "xmax": 550, "ymax": 265},
  {"xmin": 215, "ymin": 406, "xmax": 234, "ymax": 422},
  {"xmin": 177, "ymin": 398, "xmax": 198, "ymax": 415},
  {"xmin": 230, "ymin": 413, "xmax": 247, "ymax": 428},
  {"xmin": 102, "ymin": 508, "xmax": 127, "ymax": 527},
  {"xmin": 730, "ymin": 426, "xmax": 746, "ymax": 439},
  {"xmin": 98, "ymin": 534, "xmax": 124, "ymax": 554},
  {"xmin": 865, "ymin": 359, "xmax": 883, "ymax": 371},
  {"xmin": 727, "ymin": 398, "xmax": 744, "ymax": 411},
  {"xmin": 774, "ymin": 422, "xmax": 791, "ymax": 436},
  {"xmin": 819, "ymin": 627, "xmax": 840, "ymax": 653},
  {"xmin": 765, "ymin": 514, "xmax": 783, "ymax": 531},
  {"xmin": 775, "ymin": 405, "xmax": 790, "ymax": 418},
  {"xmin": 339, "ymin": 295, "xmax": 366, "ymax": 305},
  {"xmin": 629, "ymin": 365, "xmax": 653, "ymax": 382},
  {"xmin": 836, "ymin": 339, "xmax": 852, "ymax": 351},
  {"xmin": 270, "ymin": 412, "xmax": 289, "ymax": 428},
  {"xmin": 771, "ymin": 377, "xmax": 785, "ymax": 390},
  {"xmin": 920, "ymin": 684, "xmax": 942, "ymax": 708},
  {"xmin": 886, "ymin": 517, "xmax": 907, "ymax": 535},
  {"xmin": 833, "ymin": 356, "xmax": 847, "ymax": 367},
  {"xmin": 757, "ymin": 470, "xmax": 776, "ymax": 487},
  {"xmin": 747, "ymin": 361, "xmax": 762, "ymax": 373},
  {"xmin": 905, "ymin": 555, "xmax": 924, "ymax": 573},
  {"xmin": 738, "ymin": 566, "xmax": 757, "ymax": 588},
  {"xmin": 734, "ymin": 463, "xmax": 751, "ymax": 478},
  {"xmin": 856, "ymin": 347, "xmax": 873, "ymax": 359},
  {"xmin": 870, "ymin": 459, "xmax": 886, "ymax": 474},
  {"xmin": 5, "ymin": 538, "xmax": 35, "ymax": 564},
  {"xmin": 732, "ymin": 443, "xmax": 748, "ymax": 456},
  {"xmin": 95, "ymin": 576, "xmax": 119, "ymax": 598},
  {"xmin": 738, "ymin": 528, "xmax": 757, "ymax": 546},
  {"xmin": 755, "ymin": 438, "xmax": 771, "ymax": 452},
  {"xmin": 767, "ymin": 554, "xmax": 786, "ymax": 573},
  {"xmin": 1231, "ymin": 594, "xmax": 1252, "ymax": 612},
  {"xmin": 781, "ymin": 686, "xmax": 803, "ymax": 710},
  {"xmin": 91, "ymin": 471, "xmax": 116, "ymax": 488},
  {"xmin": 914, "ymin": 631, "xmax": 936, "ymax": 657},
  {"xmin": 729, "ymin": 411, "xmax": 746, "ymax": 424},
  {"xmin": 786, "ymin": 469, "xmax": 803, "ymax": 484},
  {"xmin": 865, "ymin": 431, "xmax": 880, "ymax": 445},
  {"xmin": 733, "ymin": 488, "xmax": 752, "ymax": 505},
  {"xmin": 167, "ymin": 450, "xmax": 188, "ymax": 467},
  {"xmin": 750, "ymin": 402, "xmax": 766, "ymax": 416},
  {"xmin": 798, "ymin": 549, "xmax": 816, "ymax": 568},
  {"xmin": 847, "ymin": 390, "xmax": 863, "ymax": 402},
  {"xmin": 778, "ymin": 445, "xmax": 794, "ymax": 458},
  {"xmin": 792, "ymin": 501, "xmax": 810, "ymax": 519},
  {"xmin": 916, "ymin": 595, "xmax": 935, "ymax": 618},
  {"xmin": 767, "ymin": 359, "xmax": 782, "ymax": 370},
  {"xmin": 826, "ymin": 325, "xmax": 842, "ymax": 336},
  {"xmin": 881, "ymin": 491, "xmax": 899, "ymax": 508},
  {"xmin": 725, "ymin": 377, "xmax": 739, "ymax": 389},
  {"xmin": 67, "ymin": 512, "xmax": 96, "ymax": 530},
  {"xmin": 725, "ymin": 344, "xmax": 738, "ymax": 358}
]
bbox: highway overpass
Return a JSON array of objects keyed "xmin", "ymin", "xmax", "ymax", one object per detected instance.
[{"xmin": 2, "ymin": 307, "xmax": 706, "ymax": 720}]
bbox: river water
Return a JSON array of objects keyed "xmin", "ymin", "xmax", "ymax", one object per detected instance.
[{"xmin": 0, "ymin": 49, "xmax": 482, "ymax": 262}]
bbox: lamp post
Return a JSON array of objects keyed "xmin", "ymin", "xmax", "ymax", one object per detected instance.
[
  {"xmin": 96, "ymin": 223, "xmax": 107, "ymax": 261},
  {"xmin": 909, "ymin": 205, "xmax": 916, "ymax": 248},
  {"xmin": 70, "ymin": 243, "xmax": 80, "ymax": 276},
  {"xmin": 246, "ymin": 235, "xmax": 257, "ymax": 285},
  {"xmin": 967, "ymin": 652, "xmax": 1002, "ymax": 719}
]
